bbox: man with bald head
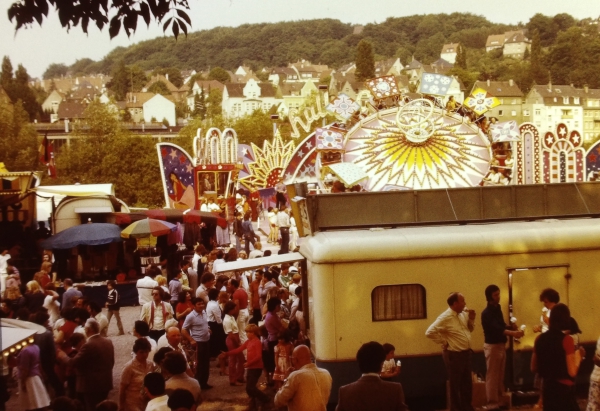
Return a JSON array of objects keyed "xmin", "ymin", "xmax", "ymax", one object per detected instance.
[
  {"xmin": 157, "ymin": 326, "xmax": 194, "ymax": 377},
  {"xmin": 274, "ymin": 345, "xmax": 332, "ymax": 411}
]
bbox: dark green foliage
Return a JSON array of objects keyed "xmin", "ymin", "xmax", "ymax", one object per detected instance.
[
  {"xmin": 147, "ymin": 81, "xmax": 171, "ymax": 96},
  {"xmin": 455, "ymin": 44, "xmax": 467, "ymax": 69},
  {"xmin": 106, "ymin": 61, "xmax": 148, "ymax": 101},
  {"xmin": 153, "ymin": 67, "xmax": 184, "ymax": 87},
  {"xmin": 0, "ymin": 98, "xmax": 40, "ymax": 171},
  {"xmin": 53, "ymin": 101, "xmax": 164, "ymax": 207},
  {"xmin": 355, "ymin": 40, "xmax": 374, "ymax": 82},
  {"xmin": 208, "ymin": 67, "xmax": 230, "ymax": 83},
  {"xmin": 42, "ymin": 63, "xmax": 68, "ymax": 79},
  {"xmin": 1, "ymin": 58, "xmax": 42, "ymax": 121}
]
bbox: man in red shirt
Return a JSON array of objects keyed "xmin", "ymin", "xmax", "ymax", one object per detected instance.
[{"xmin": 228, "ymin": 278, "xmax": 249, "ymax": 344}]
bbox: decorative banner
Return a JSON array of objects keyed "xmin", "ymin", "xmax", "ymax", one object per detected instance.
[
  {"xmin": 316, "ymin": 127, "xmax": 345, "ymax": 151},
  {"xmin": 326, "ymin": 93, "xmax": 361, "ymax": 120},
  {"xmin": 157, "ymin": 143, "xmax": 197, "ymax": 209},
  {"xmin": 366, "ymin": 75, "xmax": 401, "ymax": 100},
  {"xmin": 282, "ymin": 133, "xmax": 318, "ymax": 182},
  {"xmin": 490, "ymin": 120, "xmax": 521, "ymax": 142},
  {"xmin": 463, "ymin": 88, "xmax": 500, "ymax": 115},
  {"xmin": 245, "ymin": 130, "xmax": 296, "ymax": 188},
  {"xmin": 418, "ymin": 73, "xmax": 453, "ymax": 96}
]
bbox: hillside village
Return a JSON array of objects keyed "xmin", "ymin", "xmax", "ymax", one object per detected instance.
[{"xmin": 3, "ymin": 20, "xmax": 600, "ymax": 148}]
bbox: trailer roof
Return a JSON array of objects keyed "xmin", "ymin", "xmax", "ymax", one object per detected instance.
[{"xmin": 300, "ymin": 218, "xmax": 600, "ymax": 264}]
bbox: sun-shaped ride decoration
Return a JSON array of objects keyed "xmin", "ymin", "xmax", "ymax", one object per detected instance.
[
  {"xmin": 244, "ymin": 130, "xmax": 296, "ymax": 189},
  {"xmin": 343, "ymin": 99, "xmax": 491, "ymax": 190}
]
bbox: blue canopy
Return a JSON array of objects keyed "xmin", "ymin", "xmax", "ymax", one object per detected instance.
[{"xmin": 40, "ymin": 223, "xmax": 122, "ymax": 249}]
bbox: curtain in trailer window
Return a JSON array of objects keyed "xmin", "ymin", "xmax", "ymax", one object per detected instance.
[{"xmin": 372, "ymin": 284, "xmax": 426, "ymax": 321}]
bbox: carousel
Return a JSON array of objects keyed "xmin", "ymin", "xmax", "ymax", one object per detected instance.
[{"xmin": 157, "ymin": 72, "xmax": 595, "ymax": 214}]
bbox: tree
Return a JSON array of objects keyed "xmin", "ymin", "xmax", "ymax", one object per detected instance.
[
  {"xmin": 147, "ymin": 81, "xmax": 171, "ymax": 96},
  {"xmin": 1, "ymin": 58, "xmax": 42, "ymax": 121},
  {"xmin": 8, "ymin": 0, "xmax": 192, "ymax": 40},
  {"xmin": 0, "ymin": 96, "xmax": 40, "ymax": 171},
  {"xmin": 42, "ymin": 63, "xmax": 68, "ymax": 79},
  {"xmin": 455, "ymin": 44, "xmax": 467, "ymax": 69},
  {"xmin": 355, "ymin": 39, "xmax": 375, "ymax": 82},
  {"xmin": 107, "ymin": 61, "xmax": 148, "ymax": 100},
  {"xmin": 1, "ymin": 56, "xmax": 13, "ymax": 89},
  {"xmin": 529, "ymin": 30, "xmax": 548, "ymax": 85},
  {"xmin": 153, "ymin": 67, "xmax": 184, "ymax": 88},
  {"xmin": 54, "ymin": 101, "xmax": 163, "ymax": 207},
  {"xmin": 70, "ymin": 58, "xmax": 96, "ymax": 75},
  {"xmin": 205, "ymin": 88, "xmax": 223, "ymax": 118},
  {"xmin": 208, "ymin": 67, "xmax": 230, "ymax": 83}
]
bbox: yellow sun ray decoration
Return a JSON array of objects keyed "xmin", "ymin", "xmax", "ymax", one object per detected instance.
[
  {"xmin": 343, "ymin": 99, "xmax": 491, "ymax": 190},
  {"xmin": 245, "ymin": 130, "xmax": 296, "ymax": 188}
]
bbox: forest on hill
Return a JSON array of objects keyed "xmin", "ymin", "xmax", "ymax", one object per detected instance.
[
  {"xmin": 48, "ymin": 13, "xmax": 511, "ymax": 75},
  {"xmin": 43, "ymin": 12, "xmax": 600, "ymax": 92}
]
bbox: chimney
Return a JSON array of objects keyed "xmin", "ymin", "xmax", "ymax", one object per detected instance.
[
  {"xmin": 487, "ymin": 79, "xmax": 491, "ymax": 87},
  {"xmin": 509, "ymin": 79, "xmax": 514, "ymax": 87},
  {"xmin": 585, "ymin": 84, "xmax": 589, "ymax": 93}
]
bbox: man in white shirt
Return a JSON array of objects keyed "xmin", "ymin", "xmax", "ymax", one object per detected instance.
[
  {"xmin": 211, "ymin": 250, "xmax": 226, "ymax": 275},
  {"xmin": 277, "ymin": 207, "xmax": 291, "ymax": 254},
  {"xmin": 143, "ymin": 372, "xmax": 169, "ymax": 411},
  {"xmin": 137, "ymin": 268, "xmax": 159, "ymax": 305},
  {"xmin": 87, "ymin": 301, "xmax": 109, "ymax": 337},
  {"xmin": 274, "ymin": 344, "xmax": 332, "ymax": 411},
  {"xmin": 140, "ymin": 287, "xmax": 174, "ymax": 341},
  {"xmin": 426, "ymin": 292, "xmax": 476, "ymax": 411}
]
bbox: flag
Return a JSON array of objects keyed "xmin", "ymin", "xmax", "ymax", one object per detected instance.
[
  {"xmin": 39, "ymin": 133, "xmax": 57, "ymax": 178},
  {"xmin": 490, "ymin": 121, "xmax": 521, "ymax": 142},
  {"xmin": 464, "ymin": 88, "xmax": 500, "ymax": 115},
  {"xmin": 418, "ymin": 73, "xmax": 453, "ymax": 96}
]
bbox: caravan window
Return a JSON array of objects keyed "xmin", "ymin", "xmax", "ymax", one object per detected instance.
[{"xmin": 371, "ymin": 284, "xmax": 426, "ymax": 321}]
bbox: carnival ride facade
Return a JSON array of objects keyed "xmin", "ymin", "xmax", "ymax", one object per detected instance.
[{"xmin": 157, "ymin": 73, "xmax": 598, "ymax": 211}]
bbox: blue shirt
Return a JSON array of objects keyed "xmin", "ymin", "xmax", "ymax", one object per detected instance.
[
  {"xmin": 182, "ymin": 310, "xmax": 210, "ymax": 342},
  {"xmin": 168, "ymin": 278, "xmax": 182, "ymax": 302}
]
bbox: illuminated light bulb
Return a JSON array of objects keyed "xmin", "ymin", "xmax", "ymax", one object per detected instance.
[
  {"xmin": 16, "ymin": 345, "xmax": 21, "ymax": 350},
  {"xmin": 9, "ymin": 348, "xmax": 15, "ymax": 353},
  {"xmin": 2, "ymin": 352, "xmax": 8, "ymax": 357},
  {"xmin": 22, "ymin": 341, "xmax": 27, "ymax": 346},
  {"xmin": 29, "ymin": 338, "xmax": 34, "ymax": 343}
]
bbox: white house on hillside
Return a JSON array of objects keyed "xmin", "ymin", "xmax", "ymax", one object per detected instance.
[
  {"xmin": 440, "ymin": 43, "xmax": 459, "ymax": 64},
  {"xmin": 222, "ymin": 78, "xmax": 279, "ymax": 118},
  {"xmin": 143, "ymin": 94, "xmax": 176, "ymax": 126}
]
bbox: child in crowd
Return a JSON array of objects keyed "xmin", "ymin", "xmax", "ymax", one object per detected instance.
[
  {"xmin": 220, "ymin": 324, "xmax": 271, "ymax": 409},
  {"xmin": 380, "ymin": 343, "xmax": 401, "ymax": 381},
  {"xmin": 106, "ymin": 280, "xmax": 124, "ymax": 336},
  {"xmin": 272, "ymin": 330, "xmax": 294, "ymax": 389}
]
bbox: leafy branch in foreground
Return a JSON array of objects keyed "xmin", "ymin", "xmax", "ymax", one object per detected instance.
[{"xmin": 7, "ymin": 0, "xmax": 192, "ymax": 39}]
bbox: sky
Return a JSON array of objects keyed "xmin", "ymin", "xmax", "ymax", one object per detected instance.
[{"xmin": 1, "ymin": 0, "xmax": 600, "ymax": 79}]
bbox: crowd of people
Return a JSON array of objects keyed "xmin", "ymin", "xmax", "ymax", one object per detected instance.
[{"xmin": 3, "ymin": 222, "xmax": 600, "ymax": 411}]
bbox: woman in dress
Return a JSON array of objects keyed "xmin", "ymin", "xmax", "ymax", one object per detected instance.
[
  {"xmin": 223, "ymin": 301, "xmax": 244, "ymax": 386},
  {"xmin": 272, "ymin": 330, "xmax": 293, "ymax": 389},
  {"xmin": 587, "ymin": 335, "xmax": 600, "ymax": 411},
  {"xmin": 531, "ymin": 303, "xmax": 585, "ymax": 411},
  {"xmin": 119, "ymin": 338, "xmax": 154, "ymax": 411},
  {"xmin": 17, "ymin": 342, "xmax": 51, "ymax": 410},
  {"xmin": 175, "ymin": 290, "xmax": 194, "ymax": 329}
]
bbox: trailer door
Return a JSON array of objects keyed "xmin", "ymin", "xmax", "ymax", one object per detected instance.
[{"xmin": 508, "ymin": 265, "xmax": 570, "ymax": 386}]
